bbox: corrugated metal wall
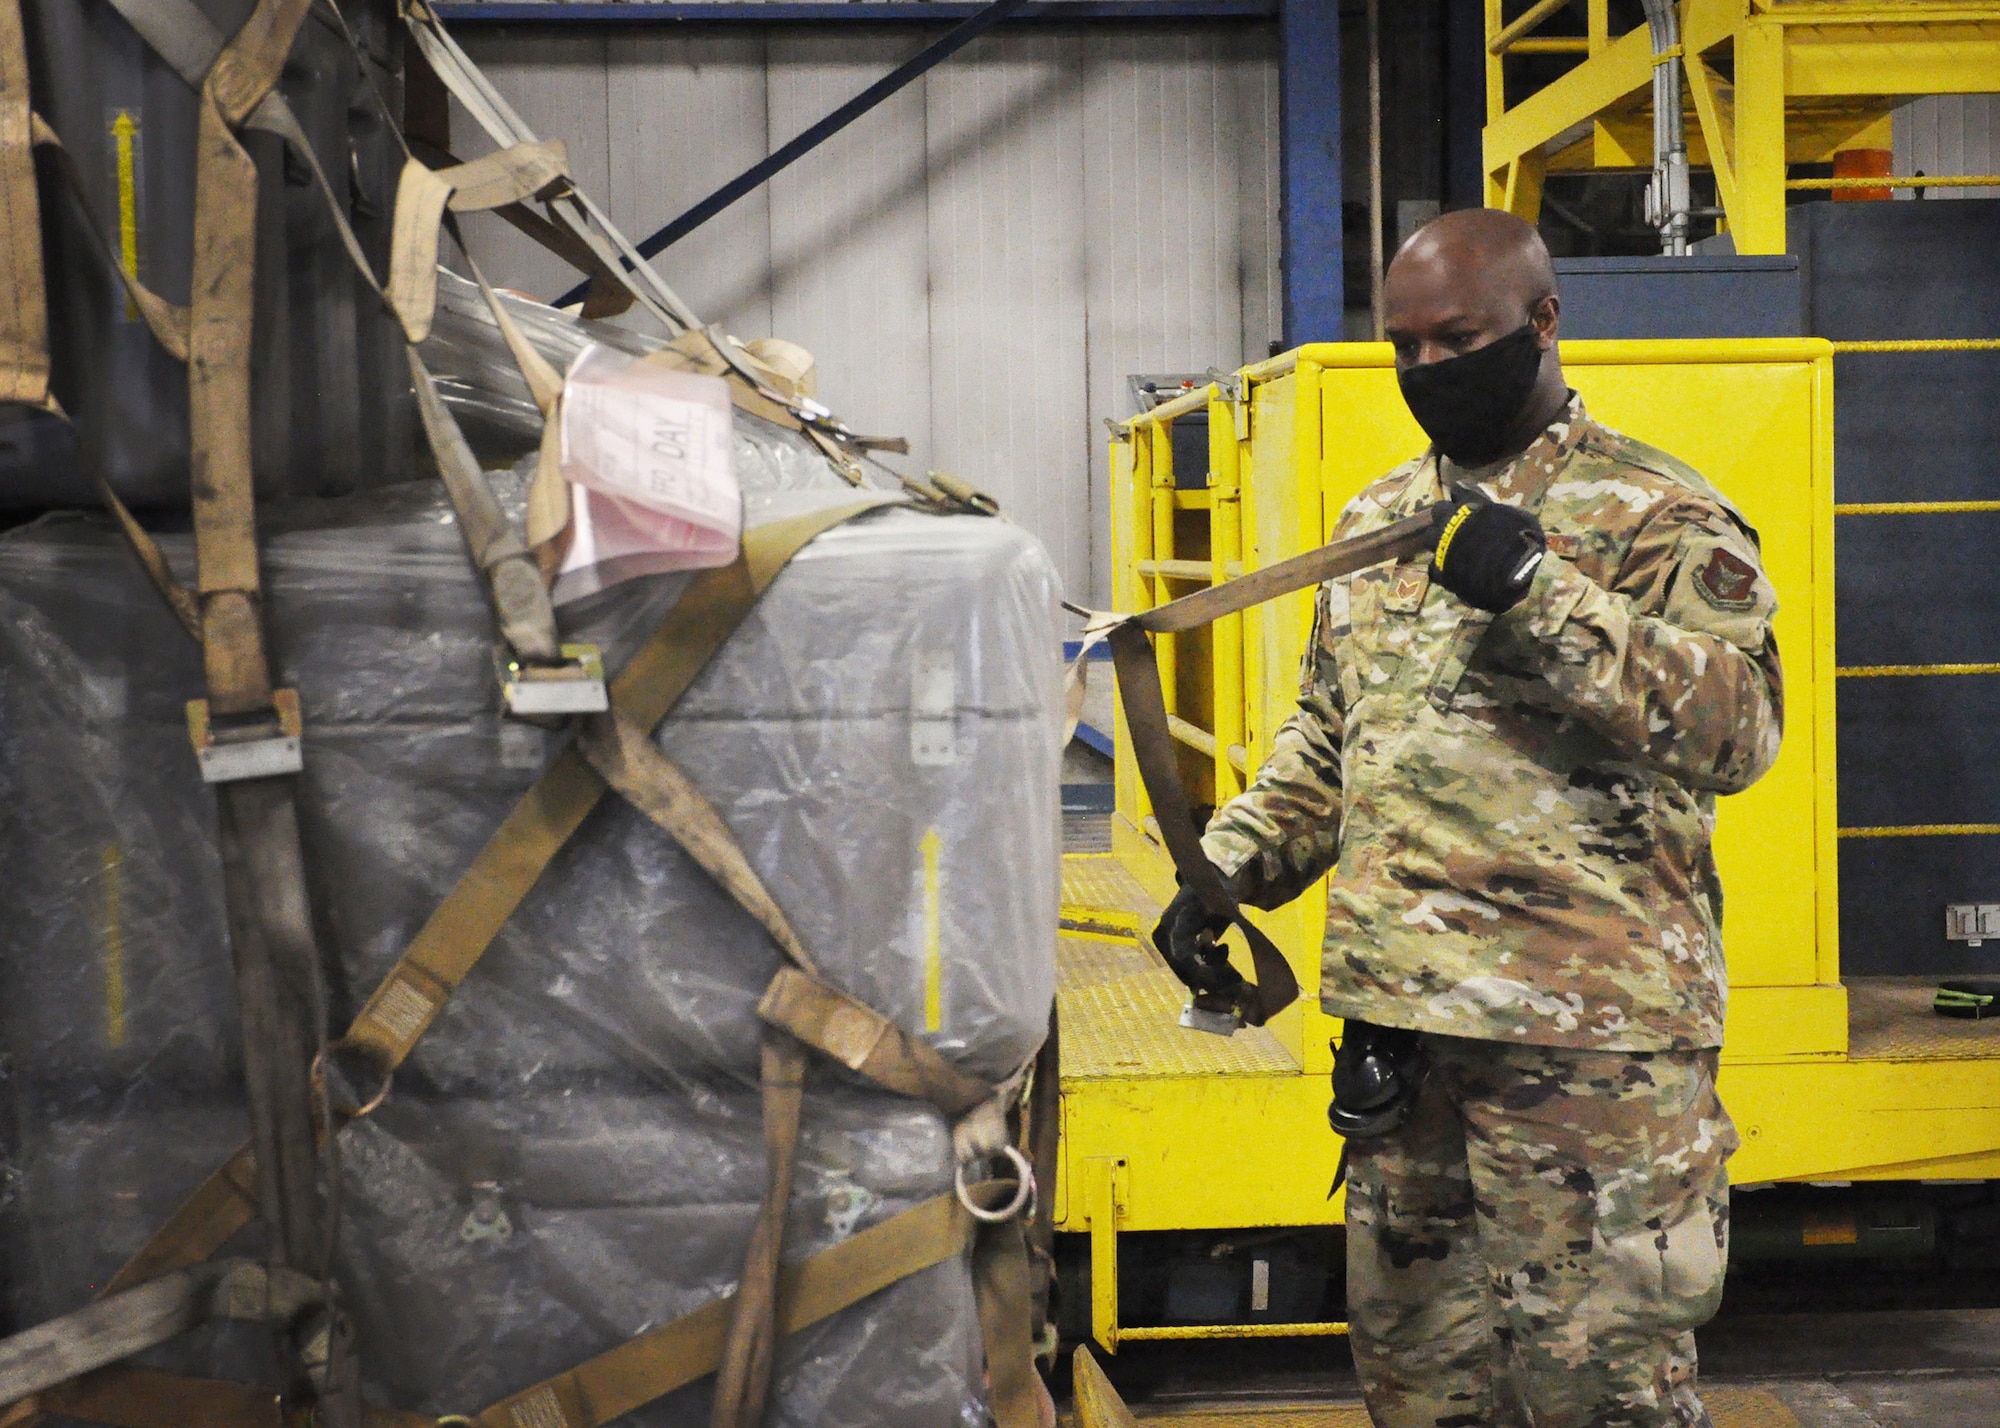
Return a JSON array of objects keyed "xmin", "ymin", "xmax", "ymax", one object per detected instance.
[
  {"xmin": 1895, "ymin": 95, "xmax": 2000, "ymax": 201},
  {"xmin": 452, "ymin": 23, "xmax": 1282, "ymax": 608}
]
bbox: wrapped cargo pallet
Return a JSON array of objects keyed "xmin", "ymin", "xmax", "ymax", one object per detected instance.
[{"xmin": 0, "ymin": 417, "xmax": 1063, "ymax": 1424}]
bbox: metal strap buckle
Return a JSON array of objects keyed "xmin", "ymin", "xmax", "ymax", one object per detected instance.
[
  {"xmin": 185, "ymin": 689, "xmax": 304, "ymax": 783},
  {"xmin": 498, "ymin": 642, "xmax": 609, "ymax": 716}
]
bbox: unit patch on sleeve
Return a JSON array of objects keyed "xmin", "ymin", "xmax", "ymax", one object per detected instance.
[{"xmin": 1693, "ymin": 545, "xmax": 1758, "ymax": 610}]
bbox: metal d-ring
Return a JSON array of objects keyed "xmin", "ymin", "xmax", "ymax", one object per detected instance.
[
  {"xmin": 311, "ymin": 1037, "xmax": 395, "ymax": 1124},
  {"xmin": 956, "ymin": 1144, "xmax": 1036, "ymax": 1224}
]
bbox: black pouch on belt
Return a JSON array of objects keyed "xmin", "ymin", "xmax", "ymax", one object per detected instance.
[{"xmin": 1327, "ymin": 1021, "xmax": 1429, "ymax": 1196}]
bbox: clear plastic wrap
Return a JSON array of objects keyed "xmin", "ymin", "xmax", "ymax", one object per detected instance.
[
  {"xmin": 419, "ymin": 270, "xmax": 842, "ymax": 500},
  {"xmin": 0, "ymin": 476, "xmax": 1064, "ymax": 1425}
]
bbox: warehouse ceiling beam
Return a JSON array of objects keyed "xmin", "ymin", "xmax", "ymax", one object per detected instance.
[
  {"xmin": 1483, "ymin": 0, "xmax": 2000, "ymax": 253},
  {"xmin": 431, "ymin": 1, "xmax": 1274, "ymax": 22}
]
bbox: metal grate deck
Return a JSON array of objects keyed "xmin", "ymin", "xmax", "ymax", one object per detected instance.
[
  {"xmin": 1848, "ymin": 976, "xmax": 2000, "ymax": 1061},
  {"xmin": 1058, "ymin": 932, "xmax": 1297, "ymax": 1080},
  {"xmin": 1061, "ymin": 853, "xmax": 1161, "ymax": 936}
]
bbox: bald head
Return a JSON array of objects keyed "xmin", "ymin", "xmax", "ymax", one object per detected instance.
[
  {"xmin": 1384, "ymin": 209, "xmax": 1558, "ymax": 366},
  {"xmin": 1381, "ymin": 208, "xmax": 1569, "ymax": 465}
]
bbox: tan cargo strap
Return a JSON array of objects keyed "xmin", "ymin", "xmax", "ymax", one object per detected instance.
[
  {"xmin": 388, "ymin": 141, "xmax": 620, "ymax": 606},
  {"xmin": 24, "ymin": 1366, "xmax": 289, "ymax": 1428},
  {"xmin": 1019, "ymin": 1010, "xmax": 1059, "ymax": 1355},
  {"xmin": 475, "ymin": 1188, "xmax": 979, "ymax": 1428},
  {"xmin": 706, "ymin": 1029, "xmax": 806, "ymax": 1428},
  {"xmin": 0, "ymin": 0, "xmax": 52, "ymax": 414},
  {"xmin": 101, "ymin": 1148, "xmax": 262, "ymax": 1299},
  {"xmin": 19, "ymin": 1189, "xmax": 990, "ymax": 1428},
  {"xmin": 86, "ymin": 0, "xmax": 595, "ymax": 656},
  {"xmin": 576, "ymin": 712, "xmax": 817, "ymax": 970},
  {"xmin": 186, "ymin": 0, "xmax": 306, "ymax": 710},
  {"xmin": 0, "ymin": 1262, "xmax": 320, "ymax": 1409},
  {"xmin": 408, "ymin": 350, "xmax": 561, "ymax": 663},
  {"xmin": 386, "ymin": 144, "xmax": 570, "ymax": 346},
  {"xmin": 756, "ymin": 967, "xmax": 991, "ymax": 1118},
  {"xmin": 95, "ymin": 499, "xmax": 894, "ymax": 1300},
  {"xmin": 100, "ymin": 0, "xmax": 385, "ymax": 306},
  {"xmin": 401, "ymin": 0, "xmax": 702, "ymax": 335},
  {"xmin": 1099, "ymin": 508, "xmax": 1438, "ymax": 1026},
  {"xmin": 972, "ymin": 1210, "xmax": 1042, "ymax": 1428},
  {"xmin": 572, "ymin": 677, "xmax": 1032, "ymax": 1427},
  {"xmin": 175, "ymin": 21, "xmax": 364, "ymax": 1428},
  {"xmin": 1071, "ymin": 1345, "xmax": 1140, "ymax": 1428},
  {"xmin": 341, "ymin": 498, "xmax": 893, "ymax": 1069}
]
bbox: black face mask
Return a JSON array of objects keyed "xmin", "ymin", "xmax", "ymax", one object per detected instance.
[{"xmin": 1396, "ymin": 324, "xmax": 1544, "ymax": 466}]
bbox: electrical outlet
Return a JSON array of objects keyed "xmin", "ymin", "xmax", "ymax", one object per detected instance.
[{"xmin": 1945, "ymin": 903, "xmax": 2000, "ymax": 946}]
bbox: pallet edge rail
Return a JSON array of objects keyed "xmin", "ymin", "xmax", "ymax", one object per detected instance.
[{"xmin": 0, "ymin": 2, "xmax": 1046, "ymax": 1425}]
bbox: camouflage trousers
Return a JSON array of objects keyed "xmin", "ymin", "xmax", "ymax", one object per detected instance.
[{"xmin": 1344, "ymin": 1034, "xmax": 1737, "ymax": 1428}]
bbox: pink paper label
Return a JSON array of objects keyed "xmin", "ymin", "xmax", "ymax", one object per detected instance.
[{"xmin": 555, "ymin": 343, "xmax": 743, "ymax": 601}]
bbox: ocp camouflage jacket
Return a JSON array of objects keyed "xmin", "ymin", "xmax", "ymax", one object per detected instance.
[{"xmin": 1201, "ymin": 394, "xmax": 1783, "ymax": 1051}]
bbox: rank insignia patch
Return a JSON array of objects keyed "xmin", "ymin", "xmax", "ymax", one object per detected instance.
[{"xmin": 1694, "ymin": 546, "xmax": 1758, "ymax": 609}]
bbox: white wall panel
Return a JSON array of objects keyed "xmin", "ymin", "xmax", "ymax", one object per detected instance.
[
  {"xmin": 1080, "ymin": 26, "xmax": 1281, "ymax": 603},
  {"xmin": 455, "ymin": 22, "xmax": 1281, "ymax": 610},
  {"xmin": 765, "ymin": 29, "xmax": 936, "ymax": 485},
  {"xmin": 449, "ymin": 32, "xmax": 611, "ymax": 300},
  {"xmin": 606, "ymin": 34, "xmax": 772, "ymax": 338},
  {"xmin": 925, "ymin": 33, "xmax": 1091, "ymax": 598},
  {"xmin": 1895, "ymin": 96, "xmax": 2000, "ymax": 201}
]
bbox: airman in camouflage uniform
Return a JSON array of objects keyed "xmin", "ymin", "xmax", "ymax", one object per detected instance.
[{"xmin": 1194, "ymin": 211, "xmax": 1780, "ymax": 1427}]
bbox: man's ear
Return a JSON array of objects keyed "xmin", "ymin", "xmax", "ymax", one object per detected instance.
[{"xmin": 1532, "ymin": 293, "xmax": 1560, "ymax": 347}]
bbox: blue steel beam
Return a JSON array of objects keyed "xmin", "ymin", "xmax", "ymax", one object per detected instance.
[
  {"xmin": 432, "ymin": 2, "xmax": 1274, "ymax": 22},
  {"xmin": 1279, "ymin": 0, "xmax": 1341, "ymax": 346}
]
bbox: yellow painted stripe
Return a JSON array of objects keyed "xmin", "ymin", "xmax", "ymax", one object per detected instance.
[
  {"xmin": 1839, "ymin": 824, "xmax": 2000, "ymax": 839},
  {"xmin": 111, "ymin": 110, "xmax": 140, "ymax": 323},
  {"xmin": 1831, "ymin": 340, "xmax": 2000, "ymax": 353},
  {"xmin": 1789, "ymin": 175, "xmax": 2000, "ymax": 190},
  {"xmin": 1839, "ymin": 663, "xmax": 2000, "ymax": 678},
  {"xmin": 1118, "ymin": 1321, "xmax": 1352, "ymax": 1341},
  {"xmin": 1834, "ymin": 500, "xmax": 2000, "ymax": 515},
  {"xmin": 921, "ymin": 828, "xmax": 943, "ymax": 1034},
  {"xmin": 101, "ymin": 844, "xmax": 126, "ymax": 1048}
]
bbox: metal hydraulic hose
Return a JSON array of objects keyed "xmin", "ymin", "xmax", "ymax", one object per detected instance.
[{"xmin": 1640, "ymin": 0, "xmax": 1690, "ymax": 255}]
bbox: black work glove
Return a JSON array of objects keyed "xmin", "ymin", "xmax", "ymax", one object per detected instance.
[
  {"xmin": 1428, "ymin": 487, "xmax": 1547, "ymax": 614},
  {"xmin": 1153, "ymin": 880, "xmax": 1247, "ymax": 997}
]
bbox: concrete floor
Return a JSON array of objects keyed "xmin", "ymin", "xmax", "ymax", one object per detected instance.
[
  {"xmin": 1074, "ymin": 1309, "xmax": 2000, "ymax": 1427},
  {"xmin": 1702, "ymin": 1308, "xmax": 2000, "ymax": 1427}
]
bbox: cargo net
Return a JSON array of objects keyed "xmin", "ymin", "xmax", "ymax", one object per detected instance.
[{"xmin": 0, "ymin": 3, "xmax": 1060, "ymax": 1427}]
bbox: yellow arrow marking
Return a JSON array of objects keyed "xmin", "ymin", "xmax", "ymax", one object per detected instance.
[
  {"xmin": 921, "ymin": 828, "xmax": 943, "ymax": 1033},
  {"xmin": 101, "ymin": 843, "xmax": 127, "ymax": 1048},
  {"xmin": 111, "ymin": 110, "xmax": 139, "ymax": 321}
]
